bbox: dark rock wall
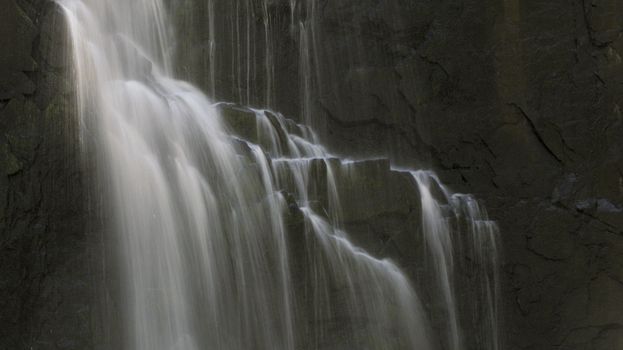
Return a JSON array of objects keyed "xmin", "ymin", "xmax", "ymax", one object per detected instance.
[
  {"xmin": 177, "ymin": 0, "xmax": 623, "ymax": 349},
  {"xmin": 307, "ymin": 2, "xmax": 623, "ymax": 349},
  {"xmin": 322, "ymin": 1, "xmax": 623, "ymax": 348},
  {"xmin": 324, "ymin": 1, "xmax": 623, "ymax": 348},
  {"xmin": 0, "ymin": 1, "xmax": 103, "ymax": 349}
]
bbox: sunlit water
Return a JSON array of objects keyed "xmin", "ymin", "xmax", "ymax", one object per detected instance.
[{"xmin": 58, "ymin": 0, "xmax": 500, "ymax": 349}]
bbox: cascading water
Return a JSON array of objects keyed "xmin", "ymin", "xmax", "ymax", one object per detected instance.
[
  {"xmin": 61, "ymin": 1, "xmax": 295, "ymax": 348},
  {"xmin": 409, "ymin": 171, "xmax": 501, "ymax": 350},
  {"xmin": 59, "ymin": 0, "xmax": 500, "ymax": 349}
]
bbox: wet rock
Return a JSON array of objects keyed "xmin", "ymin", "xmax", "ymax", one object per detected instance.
[
  {"xmin": 0, "ymin": 143, "xmax": 22, "ymax": 175},
  {"xmin": 39, "ymin": 5, "xmax": 67, "ymax": 69},
  {"xmin": 0, "ymin": 0, "xmax": 38, "ymax": 99},
  {"xmin": 0, "ymin": 1, "xmax": 100, "ymax": 349},
  {"xmin": 1, "ymin": 96, "xmax": 42, "ymax": 162},
  {"xmin": 219, "ymin": 104, "xmax": 259, "ymax": 144},
  {"xmin": 335, "ymin": 159, "xmax": 420, "ymax": 223}
]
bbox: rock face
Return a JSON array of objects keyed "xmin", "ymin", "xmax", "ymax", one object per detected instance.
[
  {"xmin": 176, "ymin": 0, "xmax": 623, "ymax": 349},
  {"xmin": 0, "ymin": 1, "xmax": 103, "ymax": 349},
  {"xmin": 1, "ymin": 0, "xmax": 622, "ymax": 349},
  {"xmin": 298, "ymin": 2, "xmax": 623, "ymax": 349}
]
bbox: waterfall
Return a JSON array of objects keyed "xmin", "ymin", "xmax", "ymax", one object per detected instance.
[
  {"xmin": 409, "ymin": 171, "xmax": 501, "ymax": 350},
  {"xmin": 58, "ymin": 0, "xmax": 500, "ymax": 349}
]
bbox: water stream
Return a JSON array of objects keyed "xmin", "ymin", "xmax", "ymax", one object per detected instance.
[{"xmin": 59, "ymin": 0, "xmax": 500, "ymax": 349}]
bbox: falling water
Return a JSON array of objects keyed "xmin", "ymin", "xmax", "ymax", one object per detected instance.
[
  {"xmin": 409, "ymin": 171, "xmax": 501, "ymax": 350},
  {"xmin": 60, "ymin": 1, "xmax": 295, "ymax": 348},
  {"xmin": 59, "ymin": 0, "xmax": 500, "ymax": 349},
  {"xmin": 299, "ymin": 22, "xmax": 313, "ymax": 127},
  {"xmin": 175, "ymin": 0, "xmax": 323, "ymax": 122}
]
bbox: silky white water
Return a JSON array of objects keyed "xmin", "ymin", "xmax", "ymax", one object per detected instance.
[
  {"xmin": 409, "ymin": 170, "xmax": 501, "ymax": 350},
  {"xmin": 59, "ymin": 0, "xmax": 500, "ymax": 349}
]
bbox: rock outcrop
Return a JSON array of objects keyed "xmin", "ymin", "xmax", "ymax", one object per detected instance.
[
  {"xmin": 177, "ymin": 1, "xmax": 623, "ymax": 348},
  {"xmin": 0, "ymin": 1, "xmax": 100, "ymax": 349}
]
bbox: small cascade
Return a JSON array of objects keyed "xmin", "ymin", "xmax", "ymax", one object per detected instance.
[
  {"xmin": 411, "ymin": 171, "xmax": 462, "ymax": 350},
  {"xmin": 220, "ymin": 104, "xmax": 501, "ymax": 349},
  {"xmin": 409, "ymin": 170, "xmax": 501, "ymax": 350},
  {"xmin": 298, "ymin": 208, "xmax": 432, "ymax": 349},
  {"xmin": 59, "ymin": 0, "xmax": 501, "ymax": 349}
]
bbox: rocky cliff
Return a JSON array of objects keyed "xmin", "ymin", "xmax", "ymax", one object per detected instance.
[
  {"xmin": 0, "ymin": 0, "xmax": 102, "ymax": 348},
  {"xmin": 306, "ymin": 2, "xmax": 623, "ymax": 348},
  {"xmin": 176, "ymin": 0, "xmax": 623, "ymax": 348}
]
